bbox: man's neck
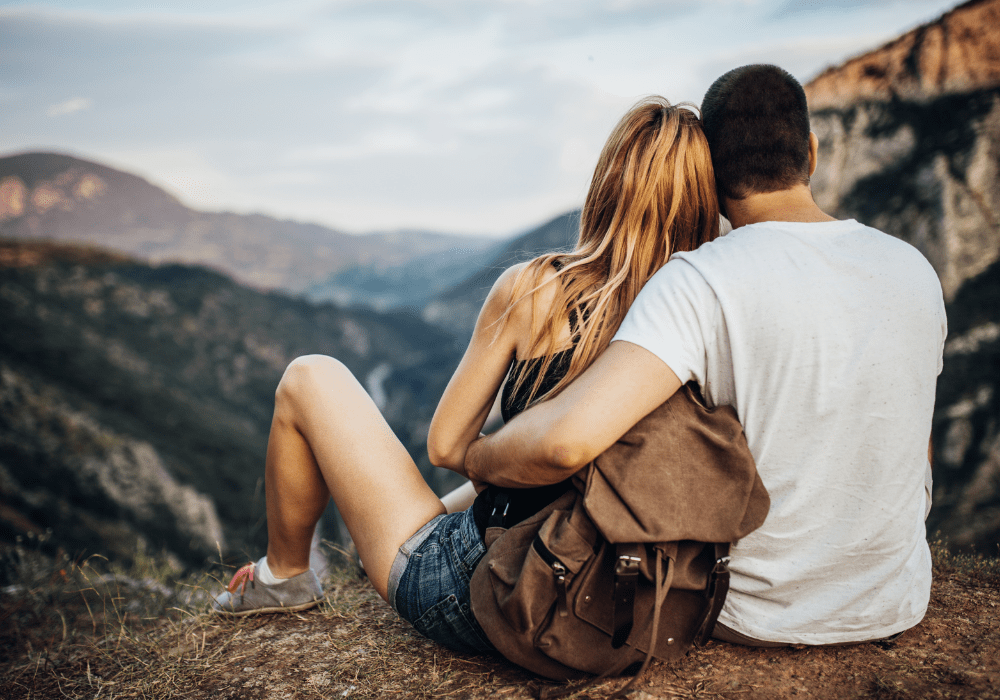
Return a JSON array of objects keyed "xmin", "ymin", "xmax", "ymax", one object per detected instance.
[{"xmin": 723, "ymin": 185, "xmax": 837, "ymax": 230}]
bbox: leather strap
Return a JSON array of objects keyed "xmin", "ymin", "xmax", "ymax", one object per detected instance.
[
  {"xmin": 607, "ymin": 550, "xmax": 667, "ymax": 700},
  {"xmin": 694, "ymin": 542, "xmax": 731, "ymax": 646},
  {"xmin": 611, "ymin": 543, "xmax": 642, "ymax": 649}
]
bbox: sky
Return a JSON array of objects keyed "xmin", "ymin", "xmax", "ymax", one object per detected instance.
[{"xmin": 0, "ymin": 0, "xmax": 963, "ymax": 237}]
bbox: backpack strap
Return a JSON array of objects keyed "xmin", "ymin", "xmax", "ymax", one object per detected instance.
[
  {"xmin": 606, "ymin": 550, "xmax": 669, "ymax": 699},
  {"xmin": 694, "ymin": 542, "xmax": 731, "ymax": 646},
  {"xmin": 488, "ymin": 491, "xmax": 511, "ymax": 529},
  {"xmin": 611, "ymin": 543, "xmax": 643, "ymax": 648}
]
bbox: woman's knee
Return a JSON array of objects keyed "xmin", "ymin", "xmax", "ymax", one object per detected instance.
[{"xmin": 276, "ymin": 354, "xmax": 354, "ymax": 412}]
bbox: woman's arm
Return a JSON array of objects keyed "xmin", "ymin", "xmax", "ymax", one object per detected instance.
[
  {"xmin": 428, "ymin": 261, "xmax": 554, "ymax": 477},
  {"xmin": 464, "ymin": 341, "xmax": 682, "ymax": 487}
]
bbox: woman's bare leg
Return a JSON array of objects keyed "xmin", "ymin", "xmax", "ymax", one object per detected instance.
[{"xmin": 263, "ymin": 354, "xmax": 446, "ymax": 601}]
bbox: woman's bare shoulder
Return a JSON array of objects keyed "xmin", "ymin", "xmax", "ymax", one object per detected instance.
[
  {"xmin": 493, "ymin": 259, "xmax": 560, "ymax": 311},
  {"xmin": 483, "ymin": 259, "xmax": 566, "ymax": 357},
  {"xmin": 486, "ymin": 259, "xmax": 556, "ymax": 302}
]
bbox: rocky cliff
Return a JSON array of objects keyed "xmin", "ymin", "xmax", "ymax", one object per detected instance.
[
  {"xmin": 931, "ymin": 257, "xmax": 1000, "ymax": 555},
  {"xmin": 0, "ymin": 240, "xmax": 461, "ymax": 566},
  {"xmin": 806, "ymin": 0, "xmax": 1000, "ymax": 554},
  {"xmin": 808, "ymin": 0, "xmax": 1000, "ymax": 301},
  {"xmin": 807, "ymin": 0, "xmax": 1000, "ymax": 110}
]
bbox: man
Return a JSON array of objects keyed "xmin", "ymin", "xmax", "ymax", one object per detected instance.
[{"xmin": 464, "ymin": 64, "xmax": 946, "ymax": 645}]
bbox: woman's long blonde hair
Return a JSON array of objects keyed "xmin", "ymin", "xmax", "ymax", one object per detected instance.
[{"xmin": 498, "ymin": 97, "xmax": 720, "ymax": 407}]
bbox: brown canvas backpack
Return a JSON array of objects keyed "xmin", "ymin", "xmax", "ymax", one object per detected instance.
[{"xmin": 469, "ymin": 384, "xmax": 770, "ymax": 697}]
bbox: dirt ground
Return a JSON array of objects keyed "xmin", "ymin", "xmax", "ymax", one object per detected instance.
[{"xmin": 2, "ymin": 557, "xmax": 998, "ymax": 699}]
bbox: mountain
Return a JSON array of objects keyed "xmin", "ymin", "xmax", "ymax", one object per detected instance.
[
  {"xmin": 0, "ymin": 152, "xmax": 487, "ymax": 294},
  {"xmin": 0, "ymin": 240, "xmax": 462, "ymax": 567},
  {"xmin": 806, "ymin": 0, "xmax": 1000, "ymax": 110},
  {"xmin": 422, "ymin": 210, "xmax": 580, "ymax": 339},
  {"xmin": 304, "ymin": 238, "xmax": 498, "ymax": 312},
  {"xmin": 807, "ymin": 0, "xmax": 1000, "ymax": 300},
  {"xmin": 2, "ymin": 0, "xmax": 998, "ymax": 565},
  {"xmin": 805, "ymin": 0, "xmax": 1000, "ymax": 554}
]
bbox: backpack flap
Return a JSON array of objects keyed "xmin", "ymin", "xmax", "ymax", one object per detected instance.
[
  {"xmin": 570, "ymin": 540, "xmax": 715, "ymax": 664},
  {"xmin": 583, "ymin": 384, "xmax": 769, "ymax": 544}
]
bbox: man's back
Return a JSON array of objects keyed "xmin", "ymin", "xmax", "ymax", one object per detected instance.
[{"xmin": 616, "ymin": 218, "xmax": 945, "ymax": 643}]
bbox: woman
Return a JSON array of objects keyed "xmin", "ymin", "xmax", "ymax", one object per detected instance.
[{"xmin": 213, "ymin": 96, "xmax": 720, "ymax": 656}]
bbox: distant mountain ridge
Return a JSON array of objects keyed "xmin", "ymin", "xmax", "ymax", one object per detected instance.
[
  {"xmin": 305, "ymin": 240, "xmax": 500, "ymax": 312},
  {"xmin": 422, "ymin": 210, "xmax": 580, "ymax": 339},
  {"xmin": 0, "ymin": 152, "xmax": 494, "ymax": 293}
]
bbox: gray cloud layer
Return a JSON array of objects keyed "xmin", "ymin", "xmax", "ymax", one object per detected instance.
[{"xmin": 0, "ymin": 0, "xmax": 960, "ymax": 235}]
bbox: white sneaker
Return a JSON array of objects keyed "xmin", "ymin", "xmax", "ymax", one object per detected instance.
[{"xmin": 211, "ymin": 558, "xmax": 323, "ymax": 616}]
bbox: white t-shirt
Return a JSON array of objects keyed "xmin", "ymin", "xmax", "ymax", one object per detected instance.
[{"xmin": 613, "ymin": 219, "xmax": 946, "ymax": 645}]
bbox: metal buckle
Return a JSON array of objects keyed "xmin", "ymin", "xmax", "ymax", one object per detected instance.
[{"xmin": 615, "ymin": 554, "xmax": 641, "ymax": 575}]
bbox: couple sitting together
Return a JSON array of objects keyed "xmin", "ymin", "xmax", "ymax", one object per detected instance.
[{"xmin": 213, "ymin": 64, "xmax": 946, "ymax": 659}]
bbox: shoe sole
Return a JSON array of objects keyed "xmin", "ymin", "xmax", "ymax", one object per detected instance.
[{"xmin": 212, "ymin": 598, "xmax": 321, "ymax": 617}]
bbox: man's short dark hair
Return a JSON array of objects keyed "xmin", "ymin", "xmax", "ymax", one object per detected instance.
[{"xmin": 700, "ymin": 64, "xmax": 811, "ymax": 201}]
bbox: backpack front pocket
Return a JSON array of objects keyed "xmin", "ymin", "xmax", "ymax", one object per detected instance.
[{"xmin": 487, "ymin": 505, "xmax": 596, "ymax": 634}]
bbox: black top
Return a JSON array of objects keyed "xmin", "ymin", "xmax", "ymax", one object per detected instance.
[
  {"xmin": 499, "ymin": 348, "xmax": 574, "ymax": 423},
  {"xmin": 471, "ymin": 346, "xmax": 576, "ymax": 538}
]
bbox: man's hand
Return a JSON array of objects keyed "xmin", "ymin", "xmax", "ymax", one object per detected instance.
[{"xmin": 465, "ymin": 341, "xmax": 683, "ymax": 488}]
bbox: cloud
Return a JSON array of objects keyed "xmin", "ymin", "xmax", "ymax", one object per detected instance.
[
  {"xmin": 46, "ymin": 97, "xmax": 92, "ymax": 116},
  {"xmin": 771, "ymin": 0, "xmax": 943, "ymax": 17},
  {"xmin": 0, "ymin": 0, "xmax": 965, "ymax": 236}
]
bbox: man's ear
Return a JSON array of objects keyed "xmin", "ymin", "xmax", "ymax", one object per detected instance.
[{"xmin": 808, "ymin": 131, "xmax": 819, "ymax": 177}]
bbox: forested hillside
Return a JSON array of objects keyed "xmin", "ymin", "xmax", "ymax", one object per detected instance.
[{"xmin": 0, "ymin": 240, "xmax": 462, "ymax": 566}]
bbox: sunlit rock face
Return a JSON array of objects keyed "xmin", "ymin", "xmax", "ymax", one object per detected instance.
[
  {"xmin": 804, "ymin": 0, "xmax": 1000, "ymax": 554},
  {"xmin": 807, "ymin": 0, "xmax": 1000, "ymax": 301},
  {"xmin": 806, "ymin": 0, "xmax": 1000, "ymax": 111}
]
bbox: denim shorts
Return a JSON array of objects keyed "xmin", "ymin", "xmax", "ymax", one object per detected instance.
[{"xmin": 387, "ymin": 507, "xmax": 496, "ymax": 656}]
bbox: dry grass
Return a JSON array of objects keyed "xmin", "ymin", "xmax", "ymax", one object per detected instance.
[{"xmin": 1, "ymin": 538, "xmax": 998, "ymax": 700}]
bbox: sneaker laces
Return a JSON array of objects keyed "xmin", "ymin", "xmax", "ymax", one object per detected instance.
[{"xmin": 227, "ymin": 562, "xmax": 255, "ymax": 595}]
